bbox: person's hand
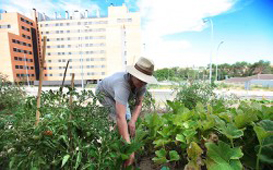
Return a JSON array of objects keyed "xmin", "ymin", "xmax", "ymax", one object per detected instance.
[
  {"xmin": 128, "ymin": 120, "xmax": 136, "ymax": 137},
  {"xmin": 124, "ymin": 152, "xmax": 135, "ymax": 167}
]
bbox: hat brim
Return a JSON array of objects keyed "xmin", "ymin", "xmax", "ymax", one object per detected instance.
[{"xmin": 126, "ymin": 65, "xmax": 158, "ymax": 84}]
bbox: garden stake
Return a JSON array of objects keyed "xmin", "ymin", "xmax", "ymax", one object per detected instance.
[
  {"xmin": 68, "ymin": 73, "xmax": 75, "ymax": 151},
  {"xmin": 35, "ymin": 36, "xmax": 47, "ymax": 126},
  {"xmin": 60, "ymin": 60, "xmax": 70, "ymax": 94},
  {"xmin": 69, "ymin": 73, "xmax": 75, "ymax": 110}
]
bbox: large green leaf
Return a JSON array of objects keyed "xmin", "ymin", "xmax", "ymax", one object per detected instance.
[
  {"xmin": 216, "ymin": 122, "xmax": 244, "ymax": 140},
  {"xmin": 153, "ymin": 139, "xmax": 171, "ymax": 147},
  {"xmin": 74, "ymin": 151, "xmax": 82, "ymax": 169},
  {"xmin": 187, "ymin": 142, "xmax": 203, "ymax": 161},
  {"xmin": 234, "ymin": 109, "xmax": 258, "ymax": 129},
  {"xmin": 186, "ymin": 142, "xmax": 203, "ymax": 169},
  {"xmin": 152, "ymin": 148, "xmax": 168, "ymax": 164},
  {"xmin": 254, "ymin": 120, "xmax": 273, "ymax": 164},
  {"xmin": 169, "ymin": 150, "xmax": 180, "ymax": 161},
  {"xmin": 205, "ymin": 141, "xmax": 243, "ymax": 170},
  {"xmin": 61, "ymin": 154, "xmax": 70, "ymax": 168},
  {"xmin": 175, "ymin": 134, "xmax": 186, "ymax": 143}
]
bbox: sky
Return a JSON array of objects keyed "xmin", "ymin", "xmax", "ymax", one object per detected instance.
[{"xmin": 1, "ymin": 0, "xmax": 273, "ymax": 69}]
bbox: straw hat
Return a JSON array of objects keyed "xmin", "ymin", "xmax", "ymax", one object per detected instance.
[{"xmin": 126, "ymin": 57, "xmax": 157, "ymax": 84}]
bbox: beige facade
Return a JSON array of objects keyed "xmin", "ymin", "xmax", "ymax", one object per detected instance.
[
  {"xmin": 0, "ymin": 12, "xmax": 39, "ymax": 83},
  {"xmin": 39, "ymin": 4, "xmax": 141, "ymax": 83}
]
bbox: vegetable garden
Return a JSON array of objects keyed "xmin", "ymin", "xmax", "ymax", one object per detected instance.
[{"xmin": 0, "ymin": 80, "xmax": 273, "ymax": 170}]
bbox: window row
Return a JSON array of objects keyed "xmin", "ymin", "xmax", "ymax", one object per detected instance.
[
  {"xmin": 43, "ymin": 72, "xmax": 105, "ymax": 77},
  {"xmin": 14, "ymin": 57, "xmax": 33, "ymax": 62},
  {"xmin": 47, "ymin": 50, "xmax": 105, "ymax": 56},
  {"xmin": 43, "ymin": 36, "xmax": 106, "ymax": 42},
  {"xmin": 22, "ymin": 34, "xmax": 31, "ymax": 40},
  {"xmin": 41, "ymin": 28, "xmax": 105, "ymax": 35},
  {"xmin": 15, "ymin": 65, "xmax": 34, "ymax": 70},
  {"xmin": 117, "ymin": 18, "xmax": 132, "ymax": 23},
  {"xmin": 47, "ymin": 65, "xmax": 106, "ymax": 70},
  {"xmin": 0, "ymin": 24, "xmax": 11, "ymax": 29},
  {"xmin": 40, "ymin": 21, "xmax": 108, "ymax": 27},
  {"xmin": 46, "ymin": 43, "xmax": 105, "ymax": 49},
  {"xmin": 47, "ymin": 57, "xmax": 106, "ymax": 63},
  {"xmin": 20, "ymin": 17, "xmax": 33, "ymax": 26},
  {"xmin": 16, "ymin": 74, "xmax": 35, "ymax": 77},
  {"xmin": 12, "ymin": 39, "xmax": 32, "ymax": 47},
  {"xmin": 21, "ymin": 25, "xmax": 30, "ymax": 32},
  {"xmin": 13, "ymin": 48, "xmax": 32, "ymax": 54}
]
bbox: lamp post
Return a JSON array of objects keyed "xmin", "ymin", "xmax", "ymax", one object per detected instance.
[
  {"xmin": 80, "ymin": 25, "xmax": 89, "ymax": 89},
  {"xmin": 215, "ymin": 41, "xmax": 224, "ymax": 81},
  {"xmin": 203, "ymin": 18, "xmax": 214, "ymax": 84}
]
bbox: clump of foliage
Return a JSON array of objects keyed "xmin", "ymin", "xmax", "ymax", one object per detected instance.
[
  {"xmin": 140, "ymin": 99, "xmax": 273, "ymax": 169},
  {"xmin": 0, "ymin": 87, "xmax": 144, "ymax": 169},
  {"xmin": 174, "ymin": 82, "xmax": 215, "ymax": 110},
  {"xmin": 0, "ymin": 73, "xmax": 25, "ymax": 113}
]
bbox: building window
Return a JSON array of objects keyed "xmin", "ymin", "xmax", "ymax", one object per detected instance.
[
  {"xmin": 48, "ymin": 60, "xmax": 51, "ymax": 63},
  {"xmin": 49, "ymin": 67, "xmax": 52, "ymax": 70}
]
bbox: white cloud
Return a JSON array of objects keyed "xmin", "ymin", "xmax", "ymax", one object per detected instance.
[{"xmin": 134, "ymin": 0, "xmax": 238, "ymax": 68}]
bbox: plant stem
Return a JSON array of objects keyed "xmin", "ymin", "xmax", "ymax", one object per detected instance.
[
  {"xmin": 256, "ymin": 142, "xmax": 263, "ymax": 170},
  {"xmin": 230, "ymin": 138, "xmax": 234, "ymax": 148}
]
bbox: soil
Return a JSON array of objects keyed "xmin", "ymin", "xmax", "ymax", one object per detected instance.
[{"xmin": 139, "ymin": 158, "xmax": 156, "ymax": 170}]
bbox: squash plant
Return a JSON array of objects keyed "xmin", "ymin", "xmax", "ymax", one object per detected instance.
[{"xmin": 140, "ymin": 99, "xmax": 273, "ymax": 169}]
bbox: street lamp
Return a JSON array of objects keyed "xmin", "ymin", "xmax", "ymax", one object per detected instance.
[
  {"xmin": 203, "ymin": 18, "xmax": 214, "ymax": 84},
  {"xmin": 80, "ymin": 25, "xmax": 90, "ymax": 89},
  {"xmin": 215, "ymin": 41, "xmax": 224, "ymax": 81}
]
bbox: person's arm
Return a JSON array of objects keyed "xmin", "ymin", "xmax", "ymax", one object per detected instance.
[
  {"xmin": 116, "ymin": 101, "xmax": 135, "ymax": 167},
  {"xmin": 116, "ymin": 102, "xmax": 130, "ymax": 143},
  {"xmin": 128, "ymin": 96, "xmax": 144, "ymax": 137},
  {"xmin": 131, "ymin": 96, "xmax": 143, "ymax": 123}
]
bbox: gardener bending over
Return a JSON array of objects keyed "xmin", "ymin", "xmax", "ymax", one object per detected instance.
[{"xmin": 95, "ymin": 57, "xmax": 157, "ymax": 166}]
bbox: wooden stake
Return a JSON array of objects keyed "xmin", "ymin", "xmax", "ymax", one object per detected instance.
[
  {"xmin": 35, "ymin": 36, "xmax": 47, "ymax": 126},
  {"xmin": 69, "ymin": 73, "xmax": 75, "ymax": 108},
  {"xmin": 60, "ymin": 60, "xmax": 70, "ymax": 94}
]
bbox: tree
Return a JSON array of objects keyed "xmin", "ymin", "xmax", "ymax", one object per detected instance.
[{"xmin": 249, "ymin": 60, "xmax": 271, "ymax": 75}]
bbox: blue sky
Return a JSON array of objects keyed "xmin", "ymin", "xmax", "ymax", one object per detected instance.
[{"xmin": 1, "ymin": 0, "xmax": 272, "ymax": 68}]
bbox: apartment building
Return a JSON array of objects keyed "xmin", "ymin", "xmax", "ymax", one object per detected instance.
[
  {"xmin": 38, "ymin": 4, "xmax": 141, "ymax": 84},
  {"xmin": 0, "ymin": 12, "xmax": 40, "ymax": 84}
]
